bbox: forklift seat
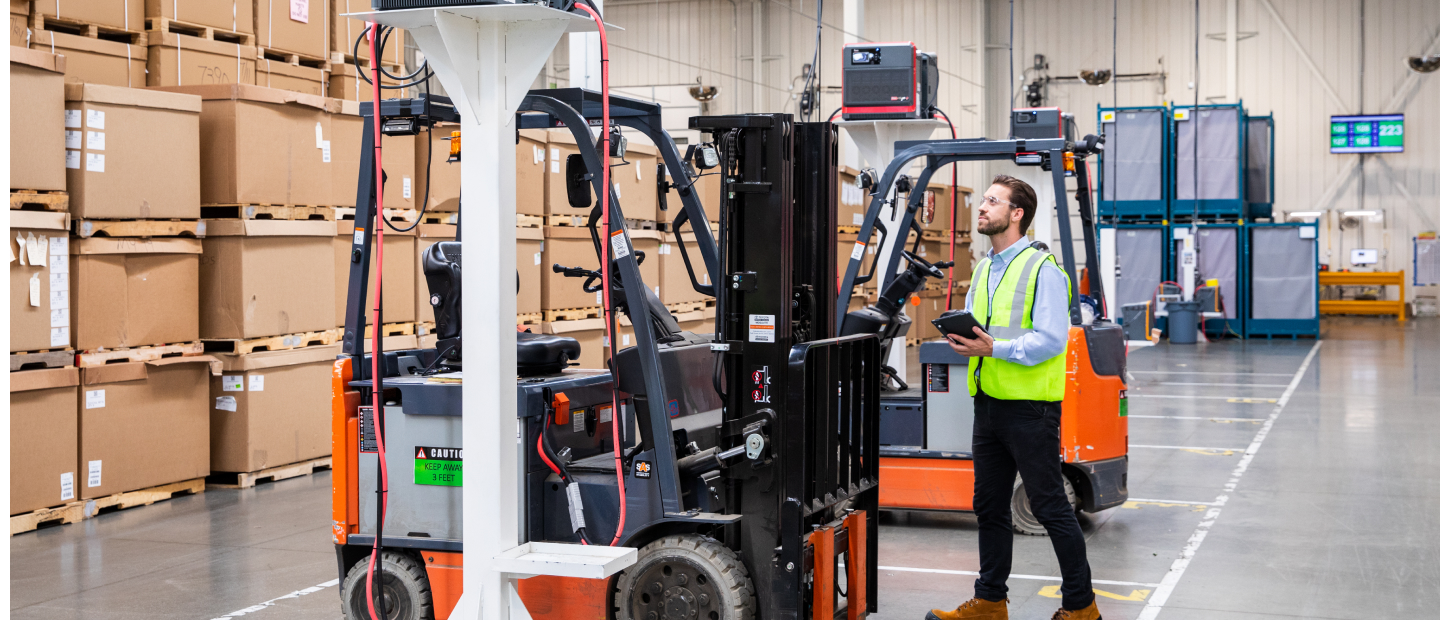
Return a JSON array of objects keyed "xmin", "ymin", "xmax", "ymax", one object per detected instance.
[{"xmin": 517, "ymin": 331, "xmax": 581, "ymax": 376}]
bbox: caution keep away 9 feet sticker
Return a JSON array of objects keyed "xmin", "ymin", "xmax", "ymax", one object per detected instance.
[{"xmin": 414, "ymin": 446, "xmax": 463, "ymax": 487}]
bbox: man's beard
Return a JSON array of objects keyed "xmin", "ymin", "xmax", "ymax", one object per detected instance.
[{"xmin": 977, "ymin": 216, "xmax": 1010, "ymax": 236}]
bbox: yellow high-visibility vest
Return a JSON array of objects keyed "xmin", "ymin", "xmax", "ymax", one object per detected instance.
[{"xmin": 967, "ymin": 246, "xmax": 1070, "ymax": 401}]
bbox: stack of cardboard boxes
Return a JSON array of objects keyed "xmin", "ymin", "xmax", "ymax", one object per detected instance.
[{"xmin": 910, "ymin": 180, "xmax": 974, "ymax": 344}]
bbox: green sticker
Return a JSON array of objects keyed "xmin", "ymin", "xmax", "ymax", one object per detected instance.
[
  {"xmin": 414, "ymin": 446, "xmax": 463, "ymax": 487},
  {"xmin": 1119, "ymin": 394, "xmax": 1128, "ymax": 417}
]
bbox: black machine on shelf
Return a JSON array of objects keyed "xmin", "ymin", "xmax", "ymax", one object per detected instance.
[
  {"xmin": 841, "ymin": 42, "xmax": 938, "ymax": 121},
  {"xmin": 333, "ymin": 89, "xmax": 880, "ymax": 620}
]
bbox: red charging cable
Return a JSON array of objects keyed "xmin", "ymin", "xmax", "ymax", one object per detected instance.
[
  {"xmin": 572, "ymin": 0, "xmax": 627, "ymax": 548},
  {"xmin": 365, "ymin": 20, "xmax": 388, "ymax": 620}
]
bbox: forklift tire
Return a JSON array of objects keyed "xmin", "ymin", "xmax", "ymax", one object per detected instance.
[
  {"xmin": 612, "ymin": 535, "xmax": 756, "ymax": 620},
  {"xmin": 1011, "ymin": 475, "xmax": 1078, "ymax": 536},
  {"xmin": 340, "ymin": 550, "xmax": 435, "ymax": 620}
]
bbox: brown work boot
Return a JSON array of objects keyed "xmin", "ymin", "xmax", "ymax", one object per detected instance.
[
  {"xmin": 924, "ymin": 597, "xmax": 1008, "ymax": 620},
  {"xmin": 1050, "ymin": 600, "xmax": 1101, "ymax": 620}
]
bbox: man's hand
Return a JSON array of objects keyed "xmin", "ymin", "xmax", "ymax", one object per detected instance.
[{"xmin": 946, "ymin": 328, "xmax": 995, "ymax": 358}]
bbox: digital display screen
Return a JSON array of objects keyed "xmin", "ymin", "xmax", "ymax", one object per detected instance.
[{"xmin": 1330, "ymin": 114, "xmax": 1403, "ymax": 153}]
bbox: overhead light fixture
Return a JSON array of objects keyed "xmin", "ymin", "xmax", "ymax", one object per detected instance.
[
  {"xmin": 688, "ymin": 76, "xmax": 719, "ymax": 102},
  {"xmin": 1287, "ymin": 211, "xmax": 1324, "ymax": 219},
  {"xmin": 1408, "ymin": 55, "xmax": 1440, "ymax": 73},
  {"xmin": 1079, "ymin": 69, "xmax": 1112, "ymax": 86},
  {"xmin": 1343, "ymin": 210, "xmax": 1379, "ymax": 217}
]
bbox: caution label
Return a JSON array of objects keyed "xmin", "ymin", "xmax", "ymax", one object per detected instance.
[
  {"xmin": 748, "ymin": 314, "xmax": 775, "ymax": 343},
  {"xmin": 414, "ymin": 446, "xmax": 463, "ymax": 487}
]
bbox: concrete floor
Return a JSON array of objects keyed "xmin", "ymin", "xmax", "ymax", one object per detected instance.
[{"xmin": 12, "ymin": 316, "xmax": 1439, "ymax": 620}]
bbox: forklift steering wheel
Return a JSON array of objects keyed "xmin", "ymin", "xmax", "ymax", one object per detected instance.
[{"xmin": 901, "ymin": 250, "xmax": 948, "ymax": 279}]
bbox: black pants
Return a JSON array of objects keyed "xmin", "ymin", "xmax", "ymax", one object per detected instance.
[{"xmin": 972, "ymin": 389, "xmax": 1094, "ymax": 611}]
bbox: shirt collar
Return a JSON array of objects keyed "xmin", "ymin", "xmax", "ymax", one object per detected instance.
[{"xmin": 987, "ymin": 236, "xmax": 1032, "ymax": 263}]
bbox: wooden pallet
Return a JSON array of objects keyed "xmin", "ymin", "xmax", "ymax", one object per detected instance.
[
  {"xmin": 87, "ymin": 478, "xmax": 205, "ymax": 517},
  {"xmin": 11, "ymin": 502, "xmax": 85, "ymax": 536},
  {"xmin": 516, "ymin": 213, "xmax": 542, "ymax": 228},
  {"xmin": 545, "ymin": 214, "xmax": 590, "ymax": 228},
  {"xmin": 333, "ymin": 207, "xmax": 414, "ymax": 222},
  {"xmin": 543, "ymin": 307, "xmax": 603, "ymax": 322},
  {"xmin": 258, "ymin": 47, "xmax": 330, "ymax": 70},
  {"xmin": 199, "ymin": 204, "xmax": 335, "ymax": 221},
  {"xmin": 10, "ymin": 190, "xmax": 68, "ymax": 212},
  {"xmin": 145, "ymin": 16, "xmax": 254, "ymax": 46},
  {"xmin": 32, "ymin": 13, "xmax": 147, "ymax": 46},
  {"xmin": 73, "ymin": 219, "xmax": 203, "ymax": 238},
  {"xmin": 202, "ymin": 329, "xmax": 339, "ymax": 355},
  {"xmin": 664, "ymin": 301, "xmax": 706, "ymax": 314},
  {"xmin": 206, "ymin": 457, "xmax": 332, "ymax": 490},
  {"xmin": 10, "ymin": 349, "xmax": 75, "ymax": 371},
  {"xmin": 363, "ymin": 322, "xmax": 416, "ymax": 338},
  {"xmin": 416, "ymin": 321, "xmax": 436, "ymax": 335},
  {"xmin": 625, "ymin": 218, "xmax": 658, "ymax": 231},
  {"xmin": 517, "ymin": 313, "xmax": 542, "ymax": 326},
  {"xmin": 77, "ymin": 342, "xmax": 204, "ymax": 368}
]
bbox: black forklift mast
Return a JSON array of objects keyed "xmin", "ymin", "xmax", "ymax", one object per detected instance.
[
  {"xmin": 692, "ymin": 113, "xmax": 879, "ymax": 620},
  {"xmin": 836, "ymin": 137, "xmax": 1110, "ymax": 333}
]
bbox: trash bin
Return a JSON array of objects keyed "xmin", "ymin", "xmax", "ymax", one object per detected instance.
[{"xmin": 1167, "ymin": 300, "xmax": 1201, "ymax": 344}]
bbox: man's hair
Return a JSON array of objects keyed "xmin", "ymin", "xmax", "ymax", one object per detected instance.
[{"xmin": 990, "ymin": 174, "xmax": 1038, "ymax": 233}]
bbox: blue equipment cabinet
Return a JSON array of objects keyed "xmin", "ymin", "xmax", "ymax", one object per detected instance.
[
  {"xmin": 1171, "ymin": 103, "xmax": 1247, "ymax": 222},
  {"xmin": 1100, "ymin": 222, "xmax": 1171, "ymax": 330},
  {"xmin": 1246, "ymin": 222, "xmax": 1319, "ymax": 338},
  {"xmin": 1245, "ymin": 114, "xmax": 1275, "ymax": 221},
  {"xmin": 1170, "ymin": 222, "xmax": 1246, "ymax": 337},
  {"xmin": 1097, "ymin": 106, "xmax": 1170, "ymax": 221}
]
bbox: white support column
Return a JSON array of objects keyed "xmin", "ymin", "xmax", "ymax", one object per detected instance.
[
  {"xmin": 569, "ymin": 0, "xmax": 602, "ymax": 89},
  {"xmin": 840, "ymin": 0, "xmax": 863, "ymax": 169}
]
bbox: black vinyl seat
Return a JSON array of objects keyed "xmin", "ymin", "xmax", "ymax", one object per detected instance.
[{"xmin": 517, "ymin": 331, "xmax": 581, "ymax": 376}]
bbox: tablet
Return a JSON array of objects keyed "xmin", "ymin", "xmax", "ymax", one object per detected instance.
[{"xmin": 932, "ymin": 310, "xmax": 984, "ymax": 340}]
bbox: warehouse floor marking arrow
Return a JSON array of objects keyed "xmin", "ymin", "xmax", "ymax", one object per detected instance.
[{"xmin": 1038, "ymin": 585, "xmax": 1151, "ymax": 602}]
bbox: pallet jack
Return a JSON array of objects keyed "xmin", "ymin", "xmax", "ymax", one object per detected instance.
[
  {"xmin": 331, "ymin": 85, "xmax": 881, "ymax": 620},
  {"xmin": 835, "ymin": 134, "xmax": 1130, "ymax": 533}
]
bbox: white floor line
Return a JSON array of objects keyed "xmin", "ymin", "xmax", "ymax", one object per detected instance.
[
  {"xmin": 1128, "ymin": 371, "xmax": 1295, "ymax": 376},
  {"xmin": 1126, "ymin": 498, "xmax": 1222, "ymax": 506},
  {"xmin": 1127, "ymin": 394, "xmax": 1276, "ymax": 401},
  {"xmin": 878, "ymin": 565, "xmax": 1160, "ymax": 588},
  {"xmin": 1149, "ymin": 382, "xmax": 1290, "ymax": 388},
  {"xmin": 210, "ymin": 579, "xmax": 341, "ymax": 619},
  {"xmin": 1127, "ymin": 415, "xmax": 1263, "ymax": 422},
  {"xmin": 1137, "ymin": 340, "xmax": 1322, "ymax": 620},
  {"xmin": 1129, "ymin": 444, "xmax": 1248, "ymax": 452}
]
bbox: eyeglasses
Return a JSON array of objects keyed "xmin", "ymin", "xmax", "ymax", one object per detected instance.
[{"xmin": 981, "ymin": 194, "xmax": 1016, "ymax": 208}]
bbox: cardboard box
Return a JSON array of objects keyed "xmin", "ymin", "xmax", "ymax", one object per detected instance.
[
  {"xmin": 542, "ymin": 319, "xmax": 604, "ymax": 370},
  {"xmin": 200, "ymin": 219, "xmax": 337, "ymax": 339},
  {"xmin": 328, "ymin": 60, "xmax": 404, "ymax": 102},
  {"xmin": 11, "ymin": 367, "xmax": 80, "ymax": 515},
  {"xmin": 145, "ymin": 31, "xmax": 257, "ymax": 88},
  {"xmin": 922, "ymin": 181, "xmax": 972, "ymax": 233},
  {"xmin": 11, "ymin": 47, "xmax": 67, "ymax": 192},
  {"xmin": 517, "ymin": 227, "xmax": 543, "ymax": 315},
  {"xmin": 154, "ymin": 84, "xmax": 337, "ymax": 207},
  {"xmin": 331, "ymin": 0, "xmax": 400, "ymax": 64},
  {"xmin": 516, "ymin": 129, "xmax": 546, "ymax": 217},
  {"xmin": 30, "ymin": 29, "xmax": 146, "ymax": 87},
  {"xmin": 34, "ymin": 0, "xmax": 142, "ymax": 32},
  {"xmin": 79, "ymin": 357, "xmax": 216, "ymax": 499},
  {"xmin": 10, "ymin": 0, "xmax": 28, "ymax": 47},
  {"xmin": 65, "ymin": 83, "xmax": 201, "ymax": 219},
  {"xmin": 664, "ymin": 165, "xmax": 721, "ymax": 223},
  {"xmin": 542, "ymin": 227, "xmax": 661, "ymax": 311},
  {"xmin": 145, "ymin": 0, "xmax": 254, "ymax": 34},
  {"xmin": 837, "ymin": 165, "xmax": 866, "ymax": 228},
  {"xmin": 10, "ymin": 211, "xmax": 72, "ymax": 352},
  {"xmin": 413, "ymin": 223, "xmax": 453, "ymax": 324},
  {"xmin": 209, "ymin": 344, "xmax": 336, "ymax": 473},
  {"xmin": 614, "ymin": 142, "xmax": 658, "ymax": 222},
  {"xmin": 71, "ymin": 237, "xmax": 201, "ymax": 351},
  {"xmin": 336, "ymin": 220, "xmax": 415, "ymax": 327},
  {"xmin": 328, "ymin": 100, "xmax": 414, "ymax": 209},
  {"xmin": 255, "ymin": 0, "xmax": 328, "ymax": 59},
  {"xmin": 413, "ymin": 121, "xmax": 459, "ymax": 211},
  {"xmin": 547, "ymin": 128, "xmax": 647, "ymax": 218},
  {"xmin": 659, "ymin": 232, "xmax": 711, "ymax": 305},
  {"xmin": 255, "ymin": 56, "xmax": 326, "ymax": 96}
]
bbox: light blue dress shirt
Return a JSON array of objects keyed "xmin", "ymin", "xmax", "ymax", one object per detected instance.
[{"xmin": 963, "ymin": 237, "xmax": 1071, "ymax": 367}]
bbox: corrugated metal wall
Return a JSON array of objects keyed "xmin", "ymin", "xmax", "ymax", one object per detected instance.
[{"xmin": 579, "ymin": 0, "xmax": 1438, "ymax": 294}]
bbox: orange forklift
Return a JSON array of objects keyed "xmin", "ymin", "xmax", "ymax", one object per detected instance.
[{"xmin": 834, "ymin": 117, "xmax": 1129, "ymax": 533}]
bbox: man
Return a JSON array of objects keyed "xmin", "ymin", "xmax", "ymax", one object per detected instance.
[{"xmin": 925, "ymin": 175, "xmax": 1099, "ymax": 620}]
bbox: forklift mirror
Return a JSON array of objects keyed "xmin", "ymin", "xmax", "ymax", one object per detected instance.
[{"xmin": 565, "ymin": 154, "xmax": 592, "ymax": 210}]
